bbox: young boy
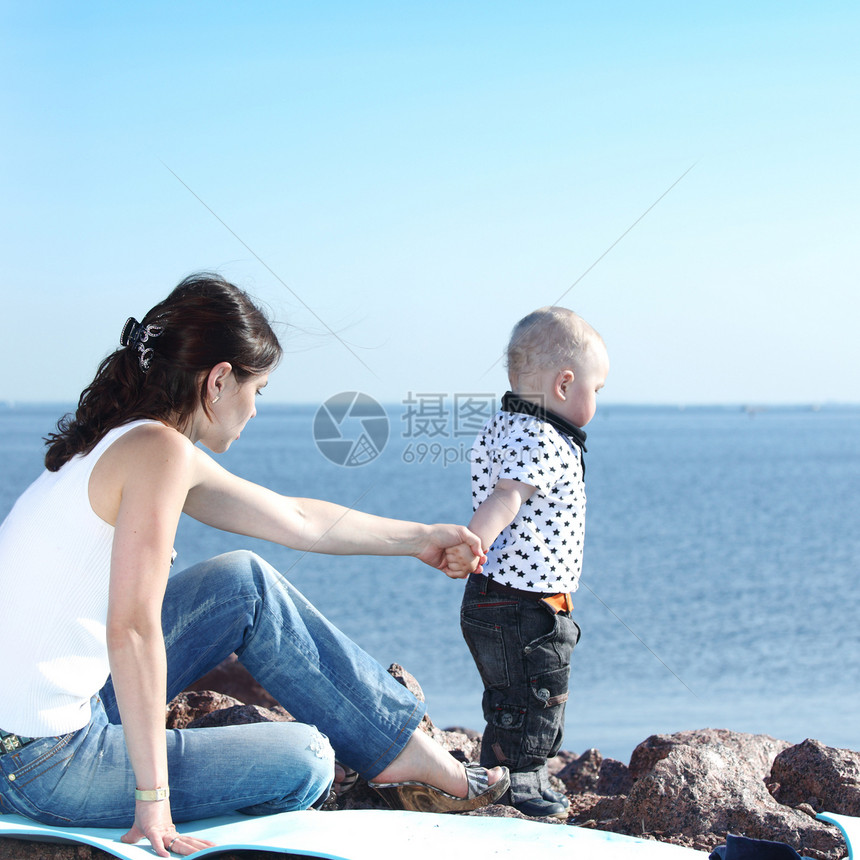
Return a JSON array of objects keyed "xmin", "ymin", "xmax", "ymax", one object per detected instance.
[{"xmin": 445, "ymin": 306, "xmax": 609, "ymax": 819}]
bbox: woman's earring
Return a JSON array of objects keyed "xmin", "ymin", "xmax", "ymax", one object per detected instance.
[{"xmin": 212, "ymin": 396, "xmax": 220, "ymax": 405}]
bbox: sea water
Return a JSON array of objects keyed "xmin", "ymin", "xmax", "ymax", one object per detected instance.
[{"xmin": 1, "ymin": 402, "xmax": 857, "ymax": 763}]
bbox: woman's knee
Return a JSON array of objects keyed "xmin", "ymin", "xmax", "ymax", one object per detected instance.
[
  {"xmin": 229, "ymin": 551, "xmax": 287, "ymax": 601},
  {"xmin": 239, "ymin": 723, "xmax": 335, "ymax": 814},
  {"xmin": 271, "ymin": 721, "xmax": 334, "ymax": 796},
  {"xmin": 171, "ymin": 550, "xmax": 266, "ymax": 596},
  {"xmin": 300, "ymin": 725, "xmax": 336, "ymax": 805},
  {"xmin": 214, "ymin": 549, "xmax": 271, "ymax": 583},
  {"xmin": 190, "ymin": 550, "xmax": 281, "ymax": 607}
]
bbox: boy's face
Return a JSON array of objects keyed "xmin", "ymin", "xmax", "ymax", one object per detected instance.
[{"xmin": 556, "ymin": 339, "xmax": 609, "ymax": 428}]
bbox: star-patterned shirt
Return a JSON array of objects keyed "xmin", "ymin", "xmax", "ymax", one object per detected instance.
[{"xmin": 471, "ymin": 410, "xmax": 586, "ymax": 593}]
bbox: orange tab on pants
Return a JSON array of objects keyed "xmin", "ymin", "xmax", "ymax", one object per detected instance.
[{"xmin": 540, "ymin": 592, "xmax": 573, "ymax": 614}]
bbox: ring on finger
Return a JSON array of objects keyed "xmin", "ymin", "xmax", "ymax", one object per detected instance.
[{"xmin": 168, "ymin": 837, "xmax": 178, "ymax": 851}]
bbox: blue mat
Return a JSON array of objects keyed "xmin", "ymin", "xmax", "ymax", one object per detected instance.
[
  {"xmin": 0, "ymin": 808, "xmax": 710, "ymax": 858},
  {"xmin": 817, "ymin": 813, "xmax": 858, "ymax": 860}
]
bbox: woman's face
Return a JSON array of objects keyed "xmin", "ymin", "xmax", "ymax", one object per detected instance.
[{"xmin": 199, "ymin": 370, "xmax": 269, "ymax": 453}]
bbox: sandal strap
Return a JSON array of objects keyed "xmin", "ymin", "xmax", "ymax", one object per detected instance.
[{"xmin": 463, "ymin": 763, "xmax": 491, "ymax": 799}]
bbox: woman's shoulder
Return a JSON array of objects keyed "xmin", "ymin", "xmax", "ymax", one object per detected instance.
[
  {"xmin": 117, "ymin": 419, "xmax": 189, "ymax": 444},
  {"xmin": 106, "ymin": 421, "xmax": 197, "ymax": 469},
  {"xmin": 89, "ymin": 422, "xmax": 200, "ymax": 525}
]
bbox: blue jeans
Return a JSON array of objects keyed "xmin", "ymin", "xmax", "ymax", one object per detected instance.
[
  {"xmin": 0, "ymin": 551, "xmax": 424, "ymax": 826},
  {"xmin": 460, "ymin": 575, "xmax": 580, "ymax": 804}
]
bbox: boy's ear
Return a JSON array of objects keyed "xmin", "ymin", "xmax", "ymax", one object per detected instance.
[{"xmin": 555, "ymin": 369, "xmax": 575, "ymax": 400}]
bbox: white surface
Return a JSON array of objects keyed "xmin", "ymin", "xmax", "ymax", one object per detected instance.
[{"xmin": 0, "ymin": 808, "xmax": 710, "ymax": 859}]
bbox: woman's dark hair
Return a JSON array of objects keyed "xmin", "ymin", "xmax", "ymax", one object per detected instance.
[{"xmin": 45, "ymin": 272, "xmax": 282, "ymax": 471}]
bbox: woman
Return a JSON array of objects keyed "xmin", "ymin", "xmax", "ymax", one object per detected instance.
[{"xmin": 0, "ymin": 273, "xmax": 508, "ymax": 857}]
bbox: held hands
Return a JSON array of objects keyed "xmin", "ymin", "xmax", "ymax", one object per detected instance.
[
  {"xmin": 417, "ymin": 524, "xmax": 486, "ymax": 579},
  {"xmin": 444, "ymin": 542, "xmax": 486, "ymax": 577},
  {"xmin": 122, "ymin": 798, "xmax": 216, "ymax": 857}
]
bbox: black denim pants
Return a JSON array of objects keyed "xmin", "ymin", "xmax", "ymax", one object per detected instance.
[{"xmin": 460, "ymin": 575, "xmax": 581, "ymax": 803}]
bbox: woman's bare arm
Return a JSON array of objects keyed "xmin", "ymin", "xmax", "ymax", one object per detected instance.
[
  {"xmin": 106, "ymin": 427, "xmax": 213, "ymax": 856},
  {"xmin": 183, "ymin": 448, "xmax": 482, "ymax": 575}
]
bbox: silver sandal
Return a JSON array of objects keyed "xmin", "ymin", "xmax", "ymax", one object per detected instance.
[{"xmin": 369, "ymin": 763, "xmax": 510, "ymax": 813}]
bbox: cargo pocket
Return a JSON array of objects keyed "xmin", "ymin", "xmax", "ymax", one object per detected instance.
[
  {"xmin": 491, "ymin": 703, "xmax": 526, "ymax": 732},
  {"xmin": 486, "ymin": 700, "xmax": 529, "ymax": 767},
  {"xmin": 524, "ymin": 665, "xmax": 570, "ymax": 758}
]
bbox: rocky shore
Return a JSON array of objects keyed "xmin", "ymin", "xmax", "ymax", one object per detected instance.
[{"xmin": 2, "ymin": 658, "xmax": 856, "ymax": 860}]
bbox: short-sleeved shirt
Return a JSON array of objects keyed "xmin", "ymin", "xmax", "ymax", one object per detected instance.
[{"xmin": 471, "ymin": 402, "xmax": 586, "ymax": 593}]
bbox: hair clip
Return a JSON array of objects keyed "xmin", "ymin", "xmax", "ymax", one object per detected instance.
[{"xmin": 120, "ymin": 317, "xmax": 164, "ymax": 373}]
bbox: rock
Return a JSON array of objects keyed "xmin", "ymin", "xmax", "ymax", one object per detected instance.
[
  {"xmin": 617, "ymin": 729, "xmax": 844, "ymax": 860},
  {"xmin": 572, "ymin": 791, "xmax": 626, "ymax": 822},
  {"xmin": 547, "ymin": 749, "xmax": 577, "ymax": 775},
  {"xmin": 165, "ymin": 690, "xmax": 243, "ymax": 728},
  {"xmin": 183, "ymin": 653, "xmax": 281, "ymax": 709},
  {"xmin": 327, "ymin": 778, "xmax": 389, "ymax": 812},
  {"xmin": 558, "ymin": 747, "xmax": 632, "ymax": 796},
  {"xmin": 769, "ymin": 739, "xmax": 860, "ymax": 816},
  {"xmin": 597, "ymin": 757, "xmax": 634, "ymax": 796},
  {"xmin": 387, "ymin": 663, "xmax": 425, "ymax": 703},
  {"xmin": 559, "ymin": 747, "xmax": 603, "ymax": 792},
  {"xmin": 0, "ymin": 840, "xmax": 103, "ymax": 860},
  {"xmin": 388, "ymin": 662, "xmax": 441, "ymax": 736},
  {"xmin": 188, "ymin": 703, "xmax": 293, "ymax": 728},
  {"xmin": 467, "ymin": 801, "xmax": 565, "ymax": 823},
  {"xmin": 349, "ymin": 665, "xmax": 482, "ymax": 803},
  {"xmin": 8, "ymin": 655, "xmax": 859, "ymax": 860},
  {"xmin": 445, "ymin": 725, "xmax": 482, "ymax": 741},
  {"xmin": 426, "ymin": 725, "xmax": 481, "ymax": 763}
]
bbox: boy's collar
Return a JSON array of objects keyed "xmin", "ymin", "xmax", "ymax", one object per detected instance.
[{"xmin": 501, "ymin": 391, "xmax": 587, "ymax": 451}]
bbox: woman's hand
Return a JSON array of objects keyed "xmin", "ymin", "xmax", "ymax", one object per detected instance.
[
  {"xmin": 121, "ymin": 799, "xmax": 216, "ymax": 857},
  {"xmin": 416, "ymin": 525, "xmax": 485, "ymax": 579}
]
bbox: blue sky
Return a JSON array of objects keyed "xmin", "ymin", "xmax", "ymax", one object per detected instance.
[{"xmin": 2, "ymin": 1, "xmax": 858, "ymax": 406}]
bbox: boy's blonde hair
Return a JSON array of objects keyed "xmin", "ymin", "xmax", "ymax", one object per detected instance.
[{"xmin": 506, "ymin": 306, "xmax": 600, "ymax": 383}]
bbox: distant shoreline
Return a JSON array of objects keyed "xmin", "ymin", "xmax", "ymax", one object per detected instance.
[{"xmin": 3, "ymin": 401, "xmax": 860, "ymax": 413}]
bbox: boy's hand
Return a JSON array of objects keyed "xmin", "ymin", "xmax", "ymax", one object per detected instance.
[{"xmin": 443, "ymin": 542, "xmax": 486, "ymax": 579}]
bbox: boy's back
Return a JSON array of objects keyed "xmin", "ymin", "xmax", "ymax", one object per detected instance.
[{"xmin": 448, "ymin": 306, "xmax": 609, "ymax": 819}]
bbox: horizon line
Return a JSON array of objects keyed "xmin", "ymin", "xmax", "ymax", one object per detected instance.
[{"xmin": 2, "ymin": 399, "xmax": 858, "ymax": 411}]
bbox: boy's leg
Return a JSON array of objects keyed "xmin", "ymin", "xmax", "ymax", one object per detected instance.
[
  {"xmin": 460, "ymin": 577, "xmax": 579, "ymax": 811},
  {"xmin": 538, "ymin": 761, "xmax": 571, "ymax": 809}
]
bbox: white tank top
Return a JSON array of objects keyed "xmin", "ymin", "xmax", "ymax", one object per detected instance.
[{"xmin": 0, "ymin": 420, "xmax": 158, "ymax": 736}]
